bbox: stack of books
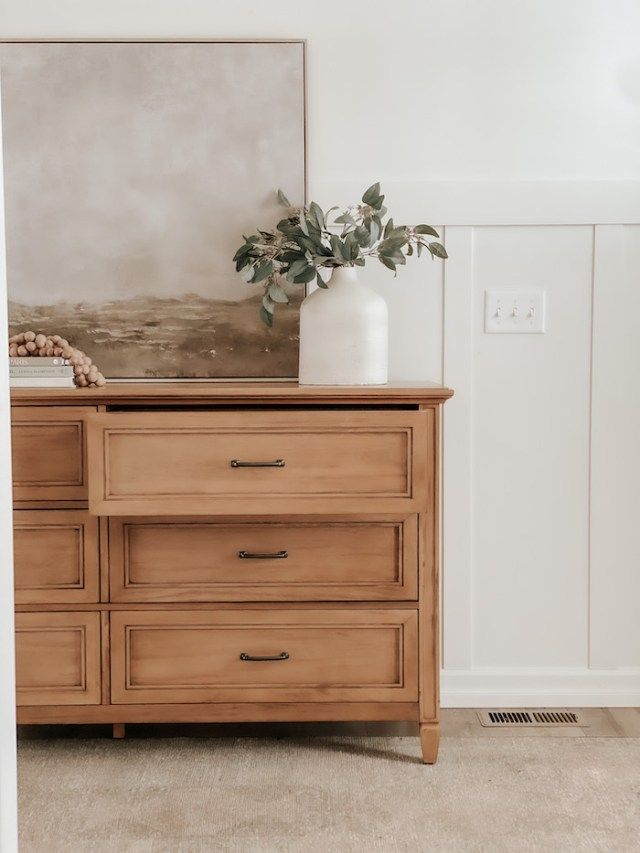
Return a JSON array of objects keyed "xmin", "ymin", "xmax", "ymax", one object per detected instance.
[{"xmin": 10, "ymin": 357, "xmax": 75, "ymax": 388}]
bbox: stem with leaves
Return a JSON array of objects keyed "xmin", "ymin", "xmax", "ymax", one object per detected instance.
[{"xmin": 233, "ymin": 183, "xmax": 448, "ymax": 326}]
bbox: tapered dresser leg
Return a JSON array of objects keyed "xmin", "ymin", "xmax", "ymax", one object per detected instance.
[
  {"xmin": 419, "ymin": 723, "xmax": 439, "ymax": 764},
  {"xmin": 112, "ymin": 723, "xmax": 126, "ymax": 739}
]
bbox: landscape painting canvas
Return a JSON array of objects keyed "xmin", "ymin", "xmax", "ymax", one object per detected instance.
[{"xmin": 1, "ymin": 41, "xmax": 306, "ymax": 378}]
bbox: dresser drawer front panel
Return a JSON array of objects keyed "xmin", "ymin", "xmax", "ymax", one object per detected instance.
[
  {"xmin": 12, "ymin": 406, "xmax": 93, "ymax": 501},
  {"xmin": 13, "ymin": 511, "xmax": 100, "ymax": 604},
  {"xmin": 110, "ymin": 609, "xmax": 418, "ymax": 704},
  {"xmin": 109, "ymin": 515, "xmax": 418, "ymax": 602},
  {"xmin": 88, "ymin": 411, "xmax": 428, "ymax": 515},
  {"xmin": 15, "ymin": 611, "xmax": 101, "ymax": 706}
]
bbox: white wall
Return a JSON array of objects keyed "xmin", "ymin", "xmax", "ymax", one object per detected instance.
[
  {"xmin": 2, "ymin": 0, "xmax": 640, "ymax": 708},
  {"xmin": 6, "ymin": 0, "xmax": 639, "ymax": 183}
]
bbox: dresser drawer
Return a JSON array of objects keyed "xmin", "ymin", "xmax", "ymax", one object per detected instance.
[
  {"xmin": 11, "ymin": 406, "xmax": 93, "ymax": 501},
  {"xmin": 15, "ymin": 612, "xmax": 102, "ymax": 706},
  {"xmin": 108, "ymin": 514, "xmax": 418, "ymax": 602},
  {"xmin": 87, "ymin": 411, "xmax": 429, "ymax": 515},
  {"xmin": 13, "ymin": 511, "xmax": 99, "ymax": 604},
  {"xmin": 110, "ymin": 609, "xmax": 418, "ymax": 704}
]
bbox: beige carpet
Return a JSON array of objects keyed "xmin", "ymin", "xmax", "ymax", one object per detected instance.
[{"xmin": 18, "ymin": 736, "xmax": 640, "ymax": 852}]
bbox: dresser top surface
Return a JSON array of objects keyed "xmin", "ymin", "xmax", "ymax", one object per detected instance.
[{"xmin": 10, "ymin": 380, "xmax": 453, "ymax": 407}]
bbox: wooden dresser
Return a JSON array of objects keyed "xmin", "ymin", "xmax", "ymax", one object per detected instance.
[{"xmin": 10, "ymin": 381, "xmax": 452, "ymax": 763}]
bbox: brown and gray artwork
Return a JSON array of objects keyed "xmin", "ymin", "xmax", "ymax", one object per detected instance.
[{"xmin": 1, "ymin": 41, "xmax": 306, "ymax": 378}]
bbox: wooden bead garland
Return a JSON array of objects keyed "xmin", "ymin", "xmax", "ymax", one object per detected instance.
[{"xmin": 8, "ymin": 331, "xmax": 107, "ymax": 387}]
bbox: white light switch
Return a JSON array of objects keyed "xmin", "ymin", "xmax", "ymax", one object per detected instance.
[{"xmin": 484, "ymin": 290, "xmax": 546, "ymax": 334}]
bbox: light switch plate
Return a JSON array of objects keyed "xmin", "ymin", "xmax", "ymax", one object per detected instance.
[{"xmin": 484, "ymin": 290, "xmax": 546, "ymax": 334}]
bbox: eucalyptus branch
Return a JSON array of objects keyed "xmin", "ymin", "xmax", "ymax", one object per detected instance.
[{"xmin": 233, "ymin": 183, "xmax": 448, "ymax": 325}]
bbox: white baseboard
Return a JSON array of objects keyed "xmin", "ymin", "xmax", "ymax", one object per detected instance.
[{"xmin": 441, "ymin": 668, "xmax": 640, "ymax": 707}]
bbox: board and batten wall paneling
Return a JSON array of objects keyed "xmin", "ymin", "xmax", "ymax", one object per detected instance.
[
  {"xmin": 590, "ymin": 225, "xmax": 640, "ymax": 670},
  {"xmin": 471, "ymin": 225, "xmax": 593, "ymax": 667},
  {"xmin": 442, "ymin": 221, "xmax": 640, "ymax": 707}
]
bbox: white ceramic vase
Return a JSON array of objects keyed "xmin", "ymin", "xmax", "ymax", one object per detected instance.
[{"xmin": 298, "ymin": 266, "xmax": 388, "ymax": 385}]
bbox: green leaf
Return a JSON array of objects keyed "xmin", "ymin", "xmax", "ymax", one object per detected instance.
[
  {"xmin": 308, "ymin": 201, "xmax": 326, "ymax": 231},
  {"xmin": 428, "ymin": 241, "xmax": 448, "ymax": 259},
  {"xmin": 260, "ymin": 305, "xmax": 273, "ymax": 327},
  {"xmin": 379, "ymin": 236, "xmax": 407, "ymax": 254},
  {"xmin": 277, "ymin": 221, "xmax": 303, "ymax": 241},
  {"xmin": 384, "ymin": 218, "xmax": 394, "ymax": 239},
  {"xmin": 316, "ymin": 271, "xmax": 329, "ymax": 289},
  {"xmin": 232, "ymin": 243, "xmax": 251, "ymax": 262},
  {"xmin": 235, "ymin": 258, "xmax": 248, "ymax": 272},
  {"xmin": 330, "ymin": 235, "xmax": 350, "ymax": 262},
  {"xmin": 277, "ymin": 189, "xmax": 291, "ymax": 207},
  {"xmin": 362, "ymin": 182, "xmax": 381, "ymax": 205},
  {"xmin": 353, "ymin": 257, "xmax": 366, "ymax": 266},
  {"xmin": 380, "ymin": 248, "xmax": 406, "ymax": 266},
  {"xmin": 235, "ymin": 250, "xmax": 254, "ymax": 271},
  {"xmin": 293, "ymin": 264, "xmax": 318, "ymax": 284},
  {"xmin": 280, "ymin": 249, "xmax": 307, "ymax": 264},
  {"xmin": 368, "ymin": 217, "xmax": 381, "ymax": 243},
  {"xmin": 262, "ymin": 293, "xmax": 275, "ymax": 313},
  {"xmin": 378, "ymin": 255, "xmax": 396, "ymax": 272},
  {"xmin": 362, "ymin": 183, "xmax": 385, "ymax": 211},
  {"xmin": 306, "ymin": 222, "xmax": 326, "ymax": 248},
  {"xmin": 334, "ymin": 212, "xmax": 356, "ymax": 226},
  {"xmin": 389, "ymin": 226, "xmax": 408, "ymax": 240},
  {"xmin": 297, "ymin": 234, "xmax": 325, "ymax": 255},
  {"xmin": 298, "ymin": 215, "xmax": 309, "ymax": 236},
  {"xmin": 251, "ymin": 261, "xmax": 273, "ymax": 283},
  {"xmin": 287, "ymin": 259, "xmax": 312, "ymax": 280},
  {"xmin": 407, "ymin": 243, "xmax": 414, "ymax": 256},
  {"xmin": 268, "ymin": 281, "xmax": 290, "ymax": 303},
  {"xmin": 342, "ymin": 232, "xmax": 361, "ymax": 261},
  {"xmin": 414, "ymin": 224, "xmax": 440, "ymax": 237},
  {"xmin": 312, "ymin": 238, "xmax": 334, "ymax": 257},
  {"xmin": 354, "ymin": 225, "xmax": 370, "ymax": 247}
]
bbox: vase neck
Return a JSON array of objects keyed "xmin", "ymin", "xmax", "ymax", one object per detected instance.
[{"xmin": 329, "ymin": 266, "xmax": 358, "ymax": 287}]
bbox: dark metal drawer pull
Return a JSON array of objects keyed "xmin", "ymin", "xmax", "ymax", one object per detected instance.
[
  {"xmin": 230, "ymin": 459, "xmax": 285, "ymax": 468},
  {"xmin": 238, "ymin": 550, "xmax": 288, "ymax": 560},
  {"xmin": 239, "ymin": 651, "xmax": 290, "ymax": 662}
]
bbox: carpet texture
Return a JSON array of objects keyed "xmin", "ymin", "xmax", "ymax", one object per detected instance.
[{"xmin": 18, "ymin": 736, "xmax": 640, "ymax": 852}]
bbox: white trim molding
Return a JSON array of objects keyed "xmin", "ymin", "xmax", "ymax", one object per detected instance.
[
  {"xmin": 441, "ymin": 227, "xmax": 474, "ymax": 669},
  {"xmin": 442, "ymin": 668, "xmax": 640, "ymax": 708},
  {"xmin": 313, "ymin": 180, "xmax": 640, "ymax": 227}
]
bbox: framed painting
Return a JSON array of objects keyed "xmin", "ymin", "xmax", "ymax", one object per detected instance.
[{"xmin": 1, "ymin": 40, "xmax": 306, "ymax": 379}]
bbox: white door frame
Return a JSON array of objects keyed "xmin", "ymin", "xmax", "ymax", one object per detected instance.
[{"xmin": 0, "ymin": 85, "xmax": 18, "ymax": 852}]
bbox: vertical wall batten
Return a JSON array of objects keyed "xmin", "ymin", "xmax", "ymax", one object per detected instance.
[
  {"xmin": 442, "ymin": 226, "xmax": 475, "ymax": 670},
  {"xmin": 589, "ymin": 225, "xmax": 640, "ymax": 671}
]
